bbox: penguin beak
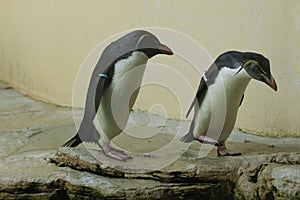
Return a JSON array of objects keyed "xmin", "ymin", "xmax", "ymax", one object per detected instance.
[
  {"xmin": 158, "ymin": 44, "xmax": 173, "ymax": 55},
  {"xmin": 262, "ymin": 74, "xmax": 277, "ymax": 91}
]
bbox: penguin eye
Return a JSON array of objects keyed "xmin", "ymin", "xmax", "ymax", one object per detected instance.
[{"xmin": 253, "ymin": 66, "xmax": 261, "ymax": 74}]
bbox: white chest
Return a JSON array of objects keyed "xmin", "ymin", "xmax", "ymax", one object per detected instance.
[
  {"xmin": 211, "ymin": 67, "xmax": 251, "ymax": 107},
  {"xmin": 93, "ymin": 51, "xmax": 149, "ymax": 140},
  {"xmin": 108, "ymin": 51, "xmax": 149, "ymax": 108}
]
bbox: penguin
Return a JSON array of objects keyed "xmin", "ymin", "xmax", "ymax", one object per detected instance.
[
  {"xmin": 63, "ymin": 30, "xmax": 173, "ymax": 161},
  {"xmin": 180, "ymin": 51, "xmax": 277, "ymax": 156}
]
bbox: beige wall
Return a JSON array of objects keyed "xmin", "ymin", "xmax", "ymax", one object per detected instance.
[{"xmin": 0, "ymin": 0, "xmax": 299, "ymax": 137}]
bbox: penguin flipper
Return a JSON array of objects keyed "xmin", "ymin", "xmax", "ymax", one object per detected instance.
[
  {"xmin": 239, "ymin": 94, "xmax": 244, "ymax": 106},
  {"xmin": 186, "ymin": 97, "xmax": 197, "ymax": 118},
  {"xmin": 94, "ymin": 76, "xmax": 108, "ymax": 111},
  {"xmin": 183, "ymin": 78, "xmax": 207, "ymax": 142},
  {"xmin": 63, "ymin": 71, "xmax": 108, "ymax": 147},
  {"xmin": 181, "ymin": 106, "xmax": 198, "ymax": 143},
  {"xmin": 186, "ymin": 77, "xmax": 207, "ymax": 118}
]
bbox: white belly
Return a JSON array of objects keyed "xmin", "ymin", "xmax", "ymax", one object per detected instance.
[
  {"xmin": 194, "ymin": 67, "xmax": 251, "ymax": 142},
  {"xmin": 93, "ymin": 52, "xmax": 148, "ymax": 142}
]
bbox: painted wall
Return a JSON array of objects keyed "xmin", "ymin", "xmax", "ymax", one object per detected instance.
[{"xmin": 0, "ymin": 0, "xmax": 299, "ymax": 137}]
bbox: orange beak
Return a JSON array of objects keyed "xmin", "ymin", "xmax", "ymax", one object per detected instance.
[
  {"xmin": 159, "ymin": 44, "xmax": 173, "ymax": 55},
  {"xmin": 262, "ymin": 74, "xmax": 277, "ymax": 91}
]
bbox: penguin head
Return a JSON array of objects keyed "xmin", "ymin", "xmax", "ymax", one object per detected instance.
[
  {"xmin": 241, "ymin": 53, "xmax": 277, "ymax": 91},
  {"xmin": 133, "ymin": 30, "xmax": 173, "ymax": 58}
]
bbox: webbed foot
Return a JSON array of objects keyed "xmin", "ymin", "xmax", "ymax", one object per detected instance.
[{"xmin": 100, "ymin": 143, "xmax": 133, "ymax": 161}]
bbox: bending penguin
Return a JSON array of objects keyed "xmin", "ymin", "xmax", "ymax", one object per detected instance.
[
  {"xmin": 63, "ymin": 30, "xmax": 173, "ymax": 161},
  {"xmin": 181, "ymin": 51, "xmax": 277, "ymax": 156}
]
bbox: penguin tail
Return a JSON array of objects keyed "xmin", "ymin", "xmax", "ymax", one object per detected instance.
[
  {"xmin": 180, "ymin": 132, "xmax": 194, "ymax": 143},
  {"xmin": 62, "ymin": 133, "xmax": 82, "ymax": 147}
]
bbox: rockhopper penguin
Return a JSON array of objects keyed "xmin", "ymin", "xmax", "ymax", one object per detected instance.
[
  {"xmin": 180, "ymin": 51, "xmax": 277, "ymax": 156},
  {"xmin": 63, "ymin": 30, "xmax": 173, "ymax": 161}
]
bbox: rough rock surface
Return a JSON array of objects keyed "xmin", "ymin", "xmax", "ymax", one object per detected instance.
[
  {"xmin": 51, "ymin": 149, "xmax": 300, "ymax": 200},
  {"xmin": 234, "ymin": 153, "xmax": 300, "ymax": 199},
  {"xmin": 1, "ymin": 81, "xmax": 300, "ymax": 199}
]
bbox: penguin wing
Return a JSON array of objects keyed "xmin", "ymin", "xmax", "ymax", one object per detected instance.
[
  {"xmin": 186, "ymin": 77, "xmax": 208, "ymax": 118},
  {"xmin": 81, "ymin": 67, "xmax": 110, "ymax": 125},
  {"xmin": 181, "ymin": 77, "xmax": 208, "ymax": 143},
  {"xmin": 62, "ymin": 64, "xmax": 111, "ymax": 147},
  {"xmin": 81, "ymin": 41, "xmax": 124, "ymax": 124},
  {"xmin": 94, "ymin": 71, "xmax": 109, "ymax": 112},
  {"xmin": 239, "ymin": 94, "xmax": 244, "ymax": 106},
  {"xmin": 186, "ymin": 62, "xmax": 220, "ymax": 118}
]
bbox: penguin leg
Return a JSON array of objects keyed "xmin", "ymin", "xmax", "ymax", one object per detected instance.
[
  {"xmin": 196, "ymin": 135, "xmax": 221, "ymax": 146},
  {"xmin": 217, "ymin": 141, "xmax": 241, "ymax": 156},
  {"xmin": 97, "ymin": 142, "xmax": 133, "ymax": 161}
]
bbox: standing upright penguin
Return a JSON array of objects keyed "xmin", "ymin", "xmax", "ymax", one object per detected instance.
[
  {"xmin": 181, "ymin": 51, "xmax": 277, "ymax": 156},
  {"xmin": 63, "ymin": 30, "xmax": 173, "ymax": 161}
]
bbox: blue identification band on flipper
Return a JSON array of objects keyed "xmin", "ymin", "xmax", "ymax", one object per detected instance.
[{"xmin": 98, "ymin": 73, "xmax": 108, "ymax": 78}]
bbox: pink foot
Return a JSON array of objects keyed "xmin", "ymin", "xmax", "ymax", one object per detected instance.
[
  {"xmin": 196, "ymin": 135, "xmax": 221, "ymax": 146},
  {"xmin": 100, "ymin": 144, "xmax": 133, "ymax": 161}
]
